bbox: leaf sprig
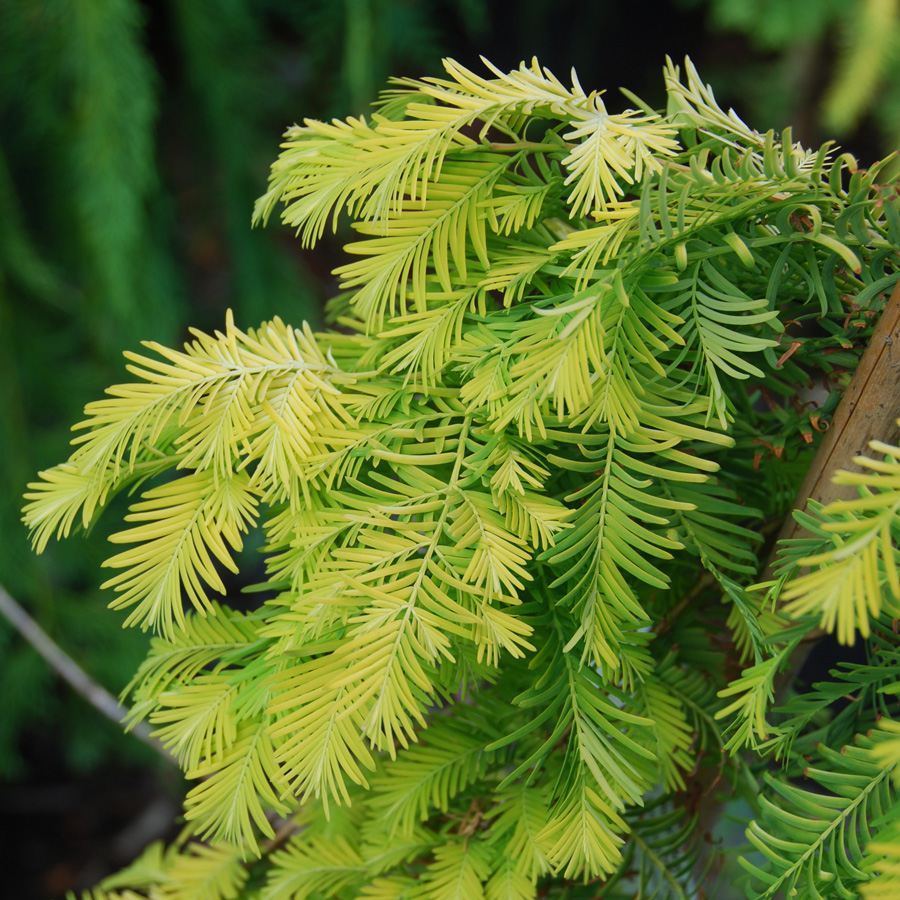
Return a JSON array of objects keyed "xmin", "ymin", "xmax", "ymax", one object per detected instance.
[{"xmin": 31, "ymin": 55, "xmax": 900, "ymax": 898}]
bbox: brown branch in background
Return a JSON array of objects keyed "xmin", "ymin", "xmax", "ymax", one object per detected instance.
[
  {"xmin": 768, "ymin": 277, "xmax": 900, "ymax": 668},
  {"xmin": 776, "ymin": 277, "xmax": 900, "ymax": 543},
  {"xmin": 0, "ymin": 583, "xmax": 172, "ymax": 765},
  {"xmin": 696, "ymin": 277, "xmax": 900, "ymax": 847}
]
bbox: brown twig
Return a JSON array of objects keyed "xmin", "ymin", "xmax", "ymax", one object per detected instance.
[
  {"xmin": 767, "ymin": 277, "xmax": 900, "ymax": 676},
  {"xmin": 773, "ymin": 278, "xmax": 900, "ymax": 545},
  {"xmin": 693, "ymin": 277, "xmax": 900, "ymax": 845},
  {"xmin": 259, "ymin": 816, "xmax": 302, "ymax": 856}
]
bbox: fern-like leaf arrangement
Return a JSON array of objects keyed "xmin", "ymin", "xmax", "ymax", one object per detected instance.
[{"xmin": 28, "ymin": 56, "xmax": 900, "ymax": 898}]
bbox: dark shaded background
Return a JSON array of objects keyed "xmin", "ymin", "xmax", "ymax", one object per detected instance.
[{"xmin": 0, "ymin": 1, "xmax": 895, "ymax": 896}]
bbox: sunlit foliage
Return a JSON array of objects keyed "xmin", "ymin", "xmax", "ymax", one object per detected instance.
[{"xmin": 30, "ymin": 56, "xmax": 900, "ymax": 898}]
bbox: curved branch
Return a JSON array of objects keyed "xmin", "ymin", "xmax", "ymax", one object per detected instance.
[{"xmin": 0, "ymin": 583, "xmax": 171, "ymax": 763}]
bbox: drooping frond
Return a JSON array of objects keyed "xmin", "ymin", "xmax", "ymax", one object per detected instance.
[
  {"xmin": 378, "ymin": 286, "xmax": 483, "ymax": 385},
  {"xmin": 367, "ymin": 717, "xmax": 496, "ymax": 838},
  {"xmin": 267, "ymin": 655, "xmax": 376, "ymax": 813},
  {"xmin": 25, "ymin": 53, "xmax": 900, "ymax": 900},
  {"xmin": 491, "ymin": 611, "xmax": 656, "ymax": 812},
  {"xmin": 484, "ymin": 858, "xmax": 536, "ymax": 900},
  {"xmin": 414, "ymin": 838, "xmax": 493, "ymax": 900},
  {"xmin": 152, "ymin": 842, "xmax": 247, "ymax": 900},
  {"xmin": 334, "ymin": 154, "xmax": 515, "ymax": 329},
  {"xmin": 262, "ymin": 835, "xmax": 367, "ymax": 900},
  {"xmin": 670, "ymin": 259, "xmax": 781, "ymax": 428},
  {"xmin": 633, "ymin": 675, "xmax": 694, "ymax": 792},
  {"xmin": 24, "ymin": 312, "xmax": 357, "ymax": 636},
  {"xmin": 664, "ymin": 479, "xmax": 771, "ymax": 661},
  {"xmin": 486, "ymin": 782, "xmax": 552, "ymax": 882},
  {"xmin": 535, "ymin": 774, "xmax": 627, "ymax": 880},
  {"xmin": 715, "ymin": 637, "xmax": 804, "ymax": 754},
  {"xmin": 742, "ymin": 728, "xmax": 900, "ymax": 899},
  {"xmin": 124, "ymin": 603, "xmax": 261, "ymax": 721},
  {"xmin": 656, "ymin": 652, "xmax": 727, "ymax": 755},
  {"xmin": 101, "ymin": 470, "xmax": 258, "ymax": 635},
  {"xmin": 22, "ymin": 456, "xmax": 169, "ymax": 553},
  {"xmin": 184, "ymin": 716, "xmax": 291, "ymax": 857},
  {"xmin": 544, "ymin": 423, "xmax": 725, "ymax": 677},
  {"xmin": 148, "ymin": 674, "xmax": 238, "ymax": 770},
  {"xmin": 483, "ymin": 615, "xmax": 657, "ymax": 880},
  {"xmin": 599, "ymin": 802, "xmax": 711, "ymax": 900}
]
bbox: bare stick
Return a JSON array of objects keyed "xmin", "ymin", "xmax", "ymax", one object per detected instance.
[
  {"xmin": 696, "ymin": 277, "xmax": 900, "ymax": 843},
  {"xmin": 768, "ymin": 278, "xmax": 900, "ymax": 665},
  {"xmin": 0, "ymin": 583, "xmax": 172, "ymax": 764},
  {"xmin": 777, "ymin": 277, "xmax": 900, "ymax": 540}
]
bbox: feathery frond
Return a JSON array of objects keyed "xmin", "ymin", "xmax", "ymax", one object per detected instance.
[
  {"xmin": 263, "ymin": 835, "xmax": 367, "ymax": 900},
  {"xmin": 155, "ymin": 842, "xmax": 247, "ymax": 900},
  {"xmin": 602, "ymin": 802, "xmax": 711, "ymax": 900},
  {"xmin": 101, "ymin": 470, "xmax": 258, "ymax": 635},
  {"xmin": 414, "ymin": 838, "xmax": 492, "ymax": 900},
  {"xmin": 185, "ymin": 716, "xmax": 291, "ymax": 857},
  {"xmin": 742, "ymin": 728, "xmax": 900, "ymax": 899},
  {"xmin": 24, "ymin": 53, "xmax": 900, "ymax": 900},
  {"xmin": 368, "ymin": 717, "xmax": 496, "ymax": 837},
  {"xmin": 782, "ymin": 435, "xmax": 900, "ymax": 643}
]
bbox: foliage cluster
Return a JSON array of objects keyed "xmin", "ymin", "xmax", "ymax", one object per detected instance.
[
  {"xmin": 2, "ymin": 0, "xmax": 889, "ymax": 792},
  {"xmin": 0, "ymin": 0, "xmax": 495, "ymax": 777},
  {"xmin": 23, "ymin": 55, "xmax": 900, "ymax": 898}
]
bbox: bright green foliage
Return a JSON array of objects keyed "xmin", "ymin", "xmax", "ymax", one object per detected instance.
[
  {"xmin": 0, "ymin": 0, "xmax": 485, "ymax": 778},
  {"xmin": 25, "ymin": 57, "xmax": 900, "ymax": 897},
  {"xmin": 612, "ymin": 803, "xmax": 713, "ymax": 899},
  {"xmin": 780, "ymin": 439, "xmax": 900, "ymax": 643},
  {"xmin": 863, "ymin": 720, "xmax": 900, "ymax": 899},
  {"xmin": 743, "ymin": 729, "xmax": 900, "ymax": 899}
]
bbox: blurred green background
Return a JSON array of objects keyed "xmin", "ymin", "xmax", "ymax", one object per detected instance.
[{"xmin": 1, "ymin": 0, "xmax": 898, "ymax": 896}]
